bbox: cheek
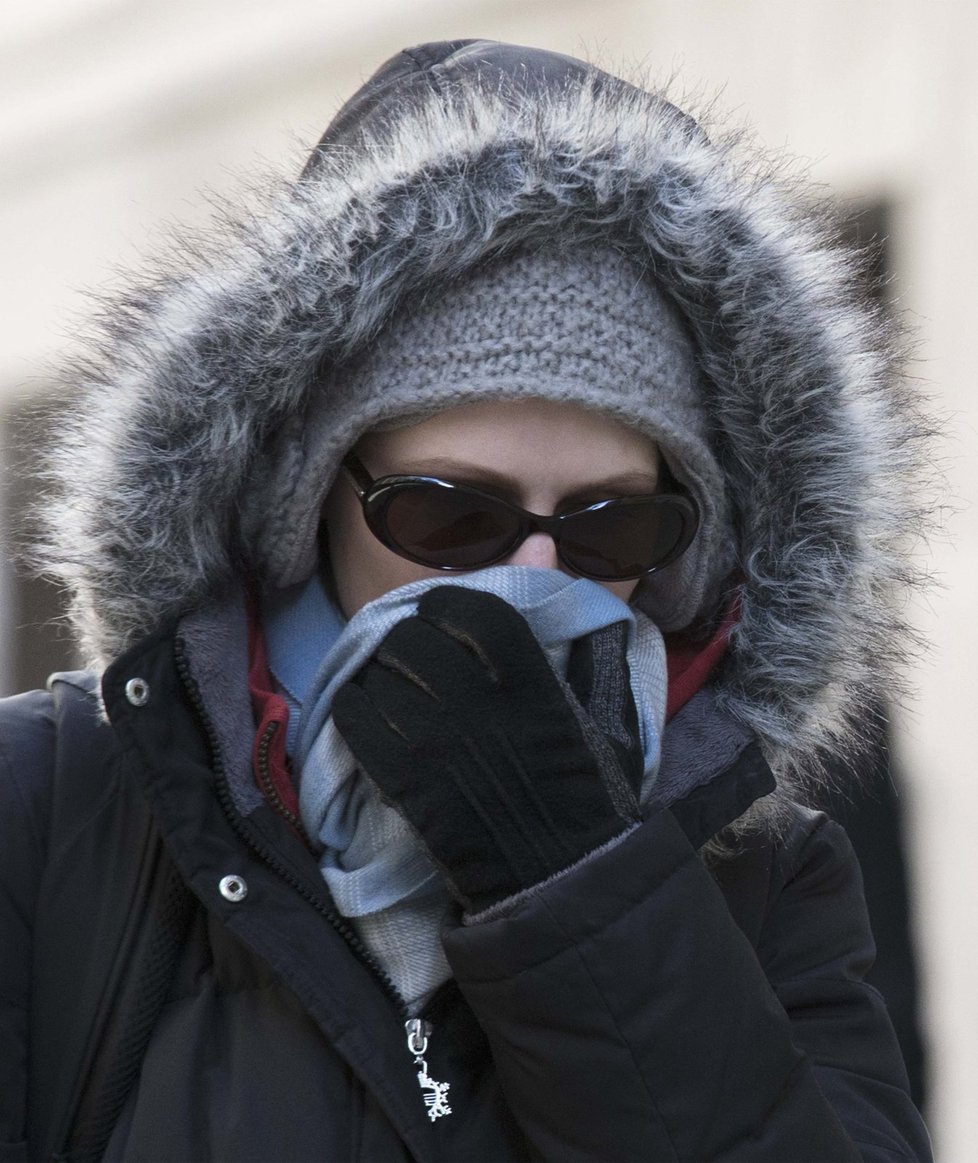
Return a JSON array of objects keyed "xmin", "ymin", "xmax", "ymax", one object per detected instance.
[
  {"xmin": 322, "ymin": 483, "xmax": 445, "ymax": 618},
  {"xmin": 602, "ymin": 578, "xmax": 641, "ymax": 604}
]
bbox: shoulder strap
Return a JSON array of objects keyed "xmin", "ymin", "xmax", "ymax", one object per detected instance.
[{"xmin": 29, "ymin": 673, "xmax": 194, "ymax": 1163}]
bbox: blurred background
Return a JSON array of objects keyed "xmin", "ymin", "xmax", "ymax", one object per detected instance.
[{"xmin": 2, "ymin": 0, "xmax": 975, "ymax": 1156}]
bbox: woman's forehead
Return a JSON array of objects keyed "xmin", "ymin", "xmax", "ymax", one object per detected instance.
[{"xmin": 357, "ymin": 398, "xmax": 659, "ymax": 472}]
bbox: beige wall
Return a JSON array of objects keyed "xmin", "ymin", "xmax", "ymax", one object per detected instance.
[{"xmin": 3, "ymin": 0, "xmax": 976, "ymax": 1155}]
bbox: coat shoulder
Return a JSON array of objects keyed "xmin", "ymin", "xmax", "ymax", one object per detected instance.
[
  {"xmin": 0, "ymin": 685, "xmax": 59, "ymax": 864},
  {"xmin": 0, "ymin": 671, "xmax": 105, "ymax": 877}
]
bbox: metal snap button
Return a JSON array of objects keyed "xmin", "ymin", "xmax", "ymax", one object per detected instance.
[
  {"xmin": 124, "ymin": 677, "xmax": 150, "ymax": 706},
  {"xmin": 219, "ymin": 875, "xmax": 248, "ymax": 902}
]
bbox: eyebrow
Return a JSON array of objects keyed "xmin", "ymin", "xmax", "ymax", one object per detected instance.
[{"xmin": 395, "ymin": 457, "xmax": 661, "ymax": 494}]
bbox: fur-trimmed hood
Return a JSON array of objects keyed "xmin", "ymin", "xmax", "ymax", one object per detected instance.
[{"xmin": 39, "ymin": 39, "xmax": 929, "ymax": 805}]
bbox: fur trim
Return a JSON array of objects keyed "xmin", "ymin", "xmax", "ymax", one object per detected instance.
[{"xmin": 34, "ymin": 43, "xmax": 933, "ymax": 821}]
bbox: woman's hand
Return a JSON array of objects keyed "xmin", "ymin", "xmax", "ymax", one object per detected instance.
[{"xmin": 331, "ymin": 586, "xmax": 643, "ymax": 912}]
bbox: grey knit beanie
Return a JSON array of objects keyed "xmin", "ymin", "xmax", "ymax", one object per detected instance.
[{"xmin": 256, "ymin": 243, "xmax": 733, "ymax": 631}]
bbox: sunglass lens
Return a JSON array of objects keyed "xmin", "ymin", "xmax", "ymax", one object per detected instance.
[
  {"xmin": 382, "ymin": 483, "xmax": 519, "ymax": 569},
  {"xmin": 559, "ymin": 498, "xmax": 689, "ymax": 579}
]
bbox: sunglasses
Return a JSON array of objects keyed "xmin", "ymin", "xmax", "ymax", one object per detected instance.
[{"xmin": 340, "ymin": 454, "xmax": 699, "ymax": 581}]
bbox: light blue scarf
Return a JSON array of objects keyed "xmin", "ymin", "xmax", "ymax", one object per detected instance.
[{"xmin": 263, "ymin": 566, "xmax": 667, "ymax": 1009}]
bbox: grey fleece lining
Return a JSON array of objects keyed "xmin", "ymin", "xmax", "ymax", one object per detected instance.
[
  {"xmin": 180, "ymin": 593, "xmax": 262, "ymax": 817},
  {"xmin": 654, "ymin": 688, "xmax": 754, "ymax": 808}
]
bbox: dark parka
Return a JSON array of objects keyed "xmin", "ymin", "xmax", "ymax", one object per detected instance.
[
  {"xmin": 2, "ymin": 656, "xmax": 929, "ymax": 1162},
  {"xmin": 1, "ymin": 40, "xmax": 932, "ymax": 1162}
]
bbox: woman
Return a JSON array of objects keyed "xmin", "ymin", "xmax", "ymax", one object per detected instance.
[{"xmin": 1, "ymin": 39, "xmax": 932, "ymax": 1162}]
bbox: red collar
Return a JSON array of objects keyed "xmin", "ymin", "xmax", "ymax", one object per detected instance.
[
  {"xmin": 246, "ymin": 591, "xmax": 306, "ymax": 840},
  {"xmin": 664, "ymin": 593, "xmax": 739, "ymax": 721}
]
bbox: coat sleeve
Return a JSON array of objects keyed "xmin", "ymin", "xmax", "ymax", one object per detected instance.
[
  {"xmin": 0, "ymin": 690, "xmax": 56, "ymax": 1161},
  {"xmin": 441, "ymin": 807, "xmax": 931, "ymax": 1163}
]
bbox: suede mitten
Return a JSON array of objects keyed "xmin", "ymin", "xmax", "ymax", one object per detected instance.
[{"xmin": 331, "ymin": 586, "xmax": 643, "ymax": 912}]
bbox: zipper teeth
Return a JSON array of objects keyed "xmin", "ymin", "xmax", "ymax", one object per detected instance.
[
  {"xmin": 173, "ymin": 639, "xmax": 407, "ymax": 1018},
  {"xmin": 254, "ymin": 719, "xmax": 305, "ymax": 833}
]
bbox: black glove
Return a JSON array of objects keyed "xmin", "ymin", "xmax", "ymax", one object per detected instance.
[{"xmin": 331, "ymin": 586, "xmax": 643, "ymax": 912}]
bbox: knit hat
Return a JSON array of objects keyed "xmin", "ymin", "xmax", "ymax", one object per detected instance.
[{"xmin": 255, "ymin": 242, "xmax": 733, "ymax": 631}]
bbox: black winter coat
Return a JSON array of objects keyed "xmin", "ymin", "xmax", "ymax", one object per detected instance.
[{"xmin": 0, "ymin": 627, "xmax": 931, "ymax": 1162}]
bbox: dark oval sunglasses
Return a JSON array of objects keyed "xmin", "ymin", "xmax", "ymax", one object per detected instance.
[{"xmin": 339, "ymin": 454, "xmax": 699, "ymax": 582}]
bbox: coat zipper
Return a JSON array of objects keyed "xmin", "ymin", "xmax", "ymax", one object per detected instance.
[
  {"xmin": 172, "ymin": 637, "xmax": 408, "ymax": 1018},
  {"xmin": 254, "ymin": 718, "xmax": 309, "ymax": 841},
  {"xmin": 175, "ymin": 637, "xmax": 456, "ymax": 1125},
  {"xmin": 405, "ymin": 1019, "xmax": 453, "ymax": 1122}
]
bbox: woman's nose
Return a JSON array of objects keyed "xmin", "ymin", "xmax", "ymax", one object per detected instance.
[{"xmin": 505, "ymin": 531, "xmax": 561, "ymax": 571}]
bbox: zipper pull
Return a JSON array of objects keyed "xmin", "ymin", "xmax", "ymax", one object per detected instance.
[{"xmin": 405, "ymin": 1018, "xmax": 452, "ymax": 1122}]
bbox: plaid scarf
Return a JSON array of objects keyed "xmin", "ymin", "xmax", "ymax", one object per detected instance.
[{"xmin": 263, "ymin": 567, "xmax": 667, "ymax": 1011}]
